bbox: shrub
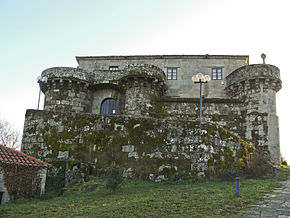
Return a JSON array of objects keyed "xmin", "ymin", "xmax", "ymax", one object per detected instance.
[
  {"xmin": 244, "ymin": 148, "xmax": 273, "ymax": 178},
  {"xmin": 281, "ymin": 156, "xmax": 288, "ymax": 166},
  {"xmin": 219, "ymin": 168, "xmax": 240, "ymax": 181},
  {"xmin": 104, "ymin": 162, "xmax": 124, "ymax": 193}
]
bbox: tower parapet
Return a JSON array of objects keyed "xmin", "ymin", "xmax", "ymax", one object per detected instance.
[
  {"xmin": 41, "ymin": 67, "xmax": 92, "ymax": 113},
  {"xmin": 120, "ymin": 64, "xmax": 165, "ymax": 116},
  {"xmin": 226, "ymin": 64, "xmax": 282, "ymax": 164},
  {"xmin": 226, "ymin": 64, "xmax": 281, "ymax": 98},
  {"xmin": 41, "ymin": 64, "xmax": 165, "ymax": 116}
]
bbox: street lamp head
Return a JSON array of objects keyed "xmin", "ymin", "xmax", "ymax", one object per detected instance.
[
  {"xmin": 192, "ymin": 75, "xmax": 198, "ymax": 82},
  {"xmin": 36, "ymin": 76, "xmax": 41, "ymax": 82},
  {"xmin": 42, "ymin": 76, "xmax": 48, "ymax": 83},
  {"xmin": 37, "ymin": 76, "xmax": 48, "ymax": 84},
  {"xmin": 204, "ymin": 75, "xmax": 211, "ymax": 82},
  {"xmin": 192, "ymin": 73, "xmax": 210, "ymax": 83},
  {"xmin": 197, "ymin": 73, "xmax": 203, "ymax": 80}
]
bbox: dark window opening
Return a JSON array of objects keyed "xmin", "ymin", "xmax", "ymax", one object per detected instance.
[
  {"xmin": 100, "ymin": 98, "xmax": 118, "ymax": 115},
  {"xmin": 63, "ymin": 80, "xmax": 69, "ymax": 88},
  {"xmin": 54, "ymin": 80, "xmax": 60, "ymax": 88},
  {"xmin": 0, "ymin": 192, "xmax": 4, "ymax": 205}
]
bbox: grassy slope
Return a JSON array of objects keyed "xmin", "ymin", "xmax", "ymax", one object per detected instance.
[{"xmin": 1, "ymin": 167, "xmax": 289, "ymax": 217}]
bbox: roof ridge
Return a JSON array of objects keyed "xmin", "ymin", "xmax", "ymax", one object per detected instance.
[
  {"xmin": 76, "ymin": 54, "xmax": 249, "ymax": 61},
  {"xmin": 0, "ymin": 144, "xmax": 51, "ymax": 167}
]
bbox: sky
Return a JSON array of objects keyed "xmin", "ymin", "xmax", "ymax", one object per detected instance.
[{"xmin": 0, "ymin": 0, "xmax": 289, "ymax": 162}]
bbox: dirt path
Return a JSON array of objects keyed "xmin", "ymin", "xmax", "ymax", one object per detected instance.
[{"xmin": 241, "ymin": 179, "xmax": 290, "ymax": 217}]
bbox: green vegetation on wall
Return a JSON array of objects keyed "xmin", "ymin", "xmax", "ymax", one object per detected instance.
[{"xmin": 22, "ymin": 108, "xmax": 254, "ymax": 187}]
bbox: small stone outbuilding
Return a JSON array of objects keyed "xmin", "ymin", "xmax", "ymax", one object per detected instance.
[{"xmin": 0, "ymin": 144, "xmax": 51, "ymax": 204}]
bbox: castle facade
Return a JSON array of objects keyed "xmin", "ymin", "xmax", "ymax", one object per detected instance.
[{"xmin": 21, "ymin": 55, "xmax": 282, "ymax": 184}]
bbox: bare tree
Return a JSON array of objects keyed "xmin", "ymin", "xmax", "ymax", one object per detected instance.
[{"xmin": 0, "ymin": 117, "xmax": 20, "ymax": 150}]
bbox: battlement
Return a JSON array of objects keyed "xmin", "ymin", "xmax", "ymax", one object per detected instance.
[
  {"xmin": 122, "ymin": 64, "xmax": 165, "ymax": 80},
  {"xmin": 41, "ymin": 64, "xmax": 166, "ymax": 115},
  {"xmin": 42, "ymin": 64, "xmax": 165, "ymax": 86},
  {"xmin": 42, "ymin": 67, "xmax": 93, "ymax": 81},
  {"xmin": 226, "ymin": 64, "xmax": 282, "ymax": 97}
]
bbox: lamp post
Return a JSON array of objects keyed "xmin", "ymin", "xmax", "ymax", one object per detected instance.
[
  {"xmin": 36, "ymin": 76, "xmax": 48, "ymax": 110},
  {"xmin": 192, "ymin": 73, "xmax": 210, "ymax": 120}
]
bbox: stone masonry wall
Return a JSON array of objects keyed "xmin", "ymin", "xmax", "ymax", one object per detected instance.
[
  {"xmin": 44, "ymin": 80, "xmax": 92, "ymax": 113},
  {"xmin": 22, "ymin": 109, "xmax": 251, "ymax": 185},
  {"xmin": 124, "ymin": 77, "xmax": 163, "ymax": 116},
  {"xmin": 226, "ymin": 64, "xmax": 282, "ymax": 164},
  {"xmin": 152, "ymin": 98, "xmax": 246, "ymax": 138},
  {"xmin": 41, "ymin": 65, "xmax": 165, "ymax": 116}
]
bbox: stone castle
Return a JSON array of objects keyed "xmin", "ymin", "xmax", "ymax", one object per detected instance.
[{"xmin": 21, "ymin": 54, "xmax": 282, "ymax": 184}]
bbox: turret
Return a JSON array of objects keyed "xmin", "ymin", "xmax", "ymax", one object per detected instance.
[
  {"xmin": 41, "ymin": 67, "xmax": 93, "ymax": 113},
  {"xmin": 120, "ymin": 64, "xmax": 165, "ymax": 116},
  {"xmin": 41, "ymin": 64, "xmax": 165, "ymax": 116},
  {"xmin": 226, "ymin": 63, "xmax": 282, "ymax": 164}
]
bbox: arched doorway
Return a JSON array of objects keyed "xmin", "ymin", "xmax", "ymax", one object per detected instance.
[{"xmin": 100, "ymin": 98, "xmax": 118, "ymax": 115}]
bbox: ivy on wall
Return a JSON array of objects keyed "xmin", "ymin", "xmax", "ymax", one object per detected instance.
[
  {"xmin": 1, "ymin": 164, "xmax": 41, "ymax": 200},
  {"xmin": 22, "ymin": 109, "xmax": 254, "ymax": 186}
]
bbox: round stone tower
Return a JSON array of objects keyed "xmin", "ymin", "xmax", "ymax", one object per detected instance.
[
  {"xmin": 41, "ymin": 67, "xmax": 92, "ymax": 113},
  {"xmin": 226, "ymin": 64, "xmax": 282, "ymax": 164},
  {"xmin": 120, "ymin": 64, "xmax": 166, "ymax": 116}
]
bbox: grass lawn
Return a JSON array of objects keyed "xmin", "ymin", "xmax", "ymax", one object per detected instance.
[{"xmin": 1, "ymin": 166, "xmax": 289, "ymax": 217}]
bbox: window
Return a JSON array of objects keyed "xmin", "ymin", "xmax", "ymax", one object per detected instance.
[
  {"xmin": 167, "ymin": 68, "xmax": 178, "ymax": 80},
  {"xmin": 212, "ymin": 68, "xmax": 223, "ymax": 80},
  {"xmin": 109, "ymin": 66, "xmax": 119, "ymax": 71},
  {"xmin": 100, "ymin": 98, "xmax": 118, "ymax": 115}
]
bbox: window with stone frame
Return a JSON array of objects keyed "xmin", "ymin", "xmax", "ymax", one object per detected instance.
[
  {"xmin": 212, "ymin": 68, "xmax": 223, "ymax": 80},
  {"xmin": 167, "ymin": 68, "xmax": 178, "ymax": 80},
  {"xmin": 109, "ymin": 66, "xmax": 119, "ymax": 71}
]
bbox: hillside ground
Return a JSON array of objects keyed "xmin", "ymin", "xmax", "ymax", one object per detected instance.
[{"xmin": 1, "ymin": 166, "xmax": 289, "ymax": 217}]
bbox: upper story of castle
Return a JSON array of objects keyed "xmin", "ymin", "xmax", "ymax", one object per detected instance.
[
  {"xmin": 35, "ymin": 54, "xmax": 282, "ymax": 164},
  {"xmin": 40, "ymin": 54, "xmax": 282, "ymax": 115},
  {"xmin": 75, "ymin": 55, "xmax": 249, "ymax": 98}
]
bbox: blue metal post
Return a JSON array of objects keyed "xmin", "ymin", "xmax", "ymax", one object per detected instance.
[
  {"xmin": 273, "ymin": 165, "xmax": 277, "ymax": 177},
  {"xmin": 235, "ymin": 177, "xmax": 240, "ymax": 196}
]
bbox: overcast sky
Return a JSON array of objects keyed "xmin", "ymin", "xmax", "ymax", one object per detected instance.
[{"xmin": 1, "ymin": 0, "xmax": 289, "ymax": 162}]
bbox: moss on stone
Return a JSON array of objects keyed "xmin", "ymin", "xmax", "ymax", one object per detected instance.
[{"xmin": 22, "ymin": 109, "xmax": 253, "ymax": 185}]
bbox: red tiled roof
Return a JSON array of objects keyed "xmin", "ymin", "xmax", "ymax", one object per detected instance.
[{"xmin": 0, "ymin": 144, "xmax": 51, "ymax": 167}]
